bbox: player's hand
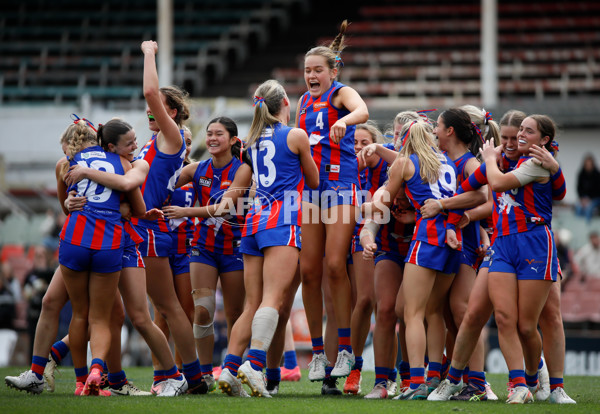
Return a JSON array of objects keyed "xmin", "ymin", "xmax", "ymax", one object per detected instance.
[
  {"xmin": 480, "ymin": 138, "xmax": 502, "ymax": 164},
  {"xmin": 64, "ymin": 165, "xmax": 88, "ymax": 186},
  {"xmin": 420, "ymin": 198, "xmax": 441, "ymax": 218},
  {"xmin": 446, "ymin": 229, "xmax": 461, "ymax": 250},
  {"xmin": 529, "ymin": 144, "xmax": 559, "ymax": 174},
  {"xmin": 65, "ymin": 190, "xmax": 86, "ymax": 212},
  {"xmin": 163, "ymin": 205, "xmax": 185, "ymax": 219},
  {"xmin": 362, "ymin": 242, "xmax": 378, "ymax": 260},
  {"xmin": 141, "ymin": 40, "xmax": 158, "ymax": 55},
  {"xmin": 144, "ymin": 208, "xmax": 164, "ymax": 221},
  {"xmin": 330, "ymin": 119, "xmax": 347, "ymax": 144}
]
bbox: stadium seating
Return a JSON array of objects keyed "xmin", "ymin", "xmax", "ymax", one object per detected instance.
[
  {"xmin": 0, "ymin": 0, "xmax": 302, "ymax": 103},
  {"xmin": 265, "ymin": 0, "xmax": 600, "ymax": 105}
]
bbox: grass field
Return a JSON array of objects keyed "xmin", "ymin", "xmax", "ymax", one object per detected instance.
[{"xmin": 1, "ymin": 367, "xmax": 596, "ymax": 413}]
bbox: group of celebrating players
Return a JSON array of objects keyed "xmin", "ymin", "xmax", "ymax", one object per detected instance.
[{"xmin": 4, "ymin": 20, "xmax": 576, "ymax": 404}]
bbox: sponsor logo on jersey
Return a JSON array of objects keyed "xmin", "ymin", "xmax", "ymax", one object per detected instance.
[
  {"xmin": 220, "ymin": 180, "xmax": 232, "ymax": 189},
  {"xmin": 325, "ymin": 164, "xmax": 340, "ymax": 173},
  {"xmin": 199, "ymin": 177, "xmax": 212, "ymax": 187},
  {"xmin": 313, "ymin": 102, "xmax": 327, "ymax": 110},
  {"xmin": 82, "ymin": 151, "xmax": 106, "ymax": 159}
]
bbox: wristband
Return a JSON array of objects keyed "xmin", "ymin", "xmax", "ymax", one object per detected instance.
[{"xmin": 435, "ymin": 199, "xmax": 445, "ymax": 213}]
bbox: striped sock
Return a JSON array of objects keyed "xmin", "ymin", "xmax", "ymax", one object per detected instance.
[
  {"xmin": 50, "ymin": 340, "xmax": 69, "ymax": 363},
  {"xmin": 223, "ymin": 354, "xmax": 242, "ymax": 376},
  {"xmin": 469, "ymin": 370, "xmax": 486, "ymax": 392},
  {"xmin": 426, "ymin": 361, "xmax": 441, "ymax": 380},
  {"xmin": 538, "ymin": 358, "xmax": 544, "ymax": 370},
  {"xmin": 311, "ymin": 337, "xmax": 324, "ymax": 355},
  {"xmin": 74, "ymin": 366, "xmax": 88, "ymax": 383},
  {"xmin": 247, "ymin": 349, "xmax": 267, "ymax": 371},
  {"xmin": 266, "ymin": 368, "xmax": 281, "ymax": 382},
  {"xmin": 388, "ymin": 368, "xmax": 398, "ymax": 382},
  {"xmin": 441, "ymin": 354, "xmax": 449, "ymax": 378},
  {"xmin": 183, "ymin": 360, "xmax": 203, "ymax": 386},
  {"xmin": 462, "ymin": 366, "xmax": 470, "ymax": 384},
  {"xmin": 164, "ymin": 365, "xmax": 183, "ymax": 381},
  {"xmin": 153, "ymin": 370, "xmax": 165, "ymax": 385},
  {"xmin": 525, "ymin": 371, "xmax": 539, "ymax": 388},
  {"xmin": 30, "ymin": 355, "xmax": 48, "ymax": 380},
  {"xmin": 375, "ymin": 366, "xmax": 389, "ymax": 386},
  {"xmin": 200, "ymin": 364, "xmax": 213, "ymax": 377},
  {"xmin": 409, "ymin": 367, "xmax": 425, "ymax": 389},
  {"xmin": 398, "ymin": 361, "xmax": 410, "ymax": 382},
  {"xmin": 447, "ymin": 365, "xmax": 463, "ymax": 385},
  {"xmin": 108, "ymin": 370, "xmax": 127, "ymax": 389},
  {"xmin": 283, "ymin": 350, "xmax": 298, "ymax": 369},
  {"xmin": 549, "ymin": 377, "xmax": 563, "ymax": 391},
  {"xmin": 90, "ymin": 358, "xmax": 104, "ymax": 373},
  {"xmin": 102, "ymin": 360, "xmax": 108, "ymax": 372},
  {"xmin": 325, "ymin": 366, "xmax": 333, "ymax": 379},
  {"xmin": 337, "ymin": 328, "xmax": 352, "ymax": 353},
  {"xmin": 509, "ymin": 369, "xmax": 526, "ymax": 388},
  {"xmin": 354, "ymin": 356, "xmax": 363, "ymax": 371}
]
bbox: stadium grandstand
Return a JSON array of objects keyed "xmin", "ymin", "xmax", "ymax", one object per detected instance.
[{"xmin": 0, "ymin": 0, "xmax": 599, "ymax": 370}]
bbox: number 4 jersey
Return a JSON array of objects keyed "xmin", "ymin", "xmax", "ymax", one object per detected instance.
[
  {"xmin": 297, "ymin": 80, "xmax": 359, "ymax": 184},
  {"xmin": 60, "ymin": 146, "xmax": 125, "ymax": 250}
]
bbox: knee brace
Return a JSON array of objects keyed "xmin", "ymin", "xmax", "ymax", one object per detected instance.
[{"xmin": 192, "ymin": 288, "xmax": 216, "ymax": 339}]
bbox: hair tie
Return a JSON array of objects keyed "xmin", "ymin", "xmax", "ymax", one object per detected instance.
[
  {"xmin": 471, "ymin": 122, "xmax": 484, "ymax": 144},
  {"xmin": 482, "ymin": 109, "xmax": 492, "ymax": 125},
  {"xmin": 401, "ymin": 120, "xmax": 418, "ymax": 148},
  {"xmin": 253, "ymin": 96, "xmax": 265, "ymax": 108},
  {"xmin": 550, "ymin": 140, "xmax": 559, "ymax": 153},
  {"xmin": 71, "ymin": 113, "xmax": 97, "ymax": 132},
  {"xmin": 334, "ymin": 55, "xmax": 344, "ymax": 67},
  {"xmin": 417, "ymin": 109, "xmax": 436, "ymax": 125},
  {"xmin": 236, "ymin": 136, "xmax": 244, "ymax": 160}
]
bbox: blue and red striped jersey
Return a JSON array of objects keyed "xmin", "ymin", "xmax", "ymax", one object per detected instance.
[
  {"xmin": 131, "ymin": 131, "xmax": 186, "ymax": 232},
  {"xmin": 169, "ymin": 183, "xmax": 197, "ymax": 254},
  {"xmin": 60, "ymin": 146, "xmax": 124, "ymax": 250},
  {"xmin": 297, "ymin": 81, "xmax": 359, "ymax": 184},
  {"xmin": 404, "ymin": 152, "xmax": 459, "ymax": 247},
  {"xmin": 191, "ymin": 157, "xmax": 245, "ymax": 254},
  {"xmin": 493, "ymin": 157, "xmax": 553, "ymax": 237},
  {"xmin": 243, "ymin": 123, "xmax": 304, "ymax": 236},
  {"xmin": 452, "ymin": 152, "xmax": 481, "ymax": 253}
]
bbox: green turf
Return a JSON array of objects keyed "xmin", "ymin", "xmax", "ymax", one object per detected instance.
[{"xmin": 1, "ymin": 367, "xmax": 595, "ymax": 413}]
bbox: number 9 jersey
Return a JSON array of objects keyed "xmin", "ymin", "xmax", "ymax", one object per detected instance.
[
  {"xmin": 404, "ymin": 152, "xmax": 458, "ymax": 248},
  {"xmin": 60, "ymin": 146, "xmax": 125, "ymax": 250}
]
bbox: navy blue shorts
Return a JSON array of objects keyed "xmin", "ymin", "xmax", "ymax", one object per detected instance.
[
  {"xmin": 190, "ymin": 245, "xmax": 243, "ymax": 273},
  {"xmin": 489, "ymin": 226, "xmax": 557, "ymax": 281},
  {"xmin": 405, "ymin": 240, "xmax": 460, "ymax": 274},
  {"xmin": 122, "ymin": 243, "xmax": 144, "ymax": 269},
  {"xmin": 59, "ymin": 240, "xmax": 123, "ymax": 273},
  {"xmin": 240, "ymin": 225, "xmax": 301, "ymax": 257},
  {"xmin": 169, "ymin": 251, "xmax": 190, "ymax": 275}
]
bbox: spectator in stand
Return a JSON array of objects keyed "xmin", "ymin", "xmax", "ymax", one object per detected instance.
[
  {"xmin": 0, "ymin": 272, "xmax": 16, "ymax": 331},
  {"xmin": 575, "ymin": 153, "xmax": 600, "ymax": 223},
  {"xmin": 553, "ymin": 228, "xmax": 577, "ymax": 289},
  {"xmin": 573, "ymin": 231, "xmax": 600, "ymax": 281},
  {"xmin": 23, "ymin": 246, "xmax": 55, "ymax": 361},
  {"xmin": 1, "ymin": 262, "xmax": 22, "ymax": 303}
]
